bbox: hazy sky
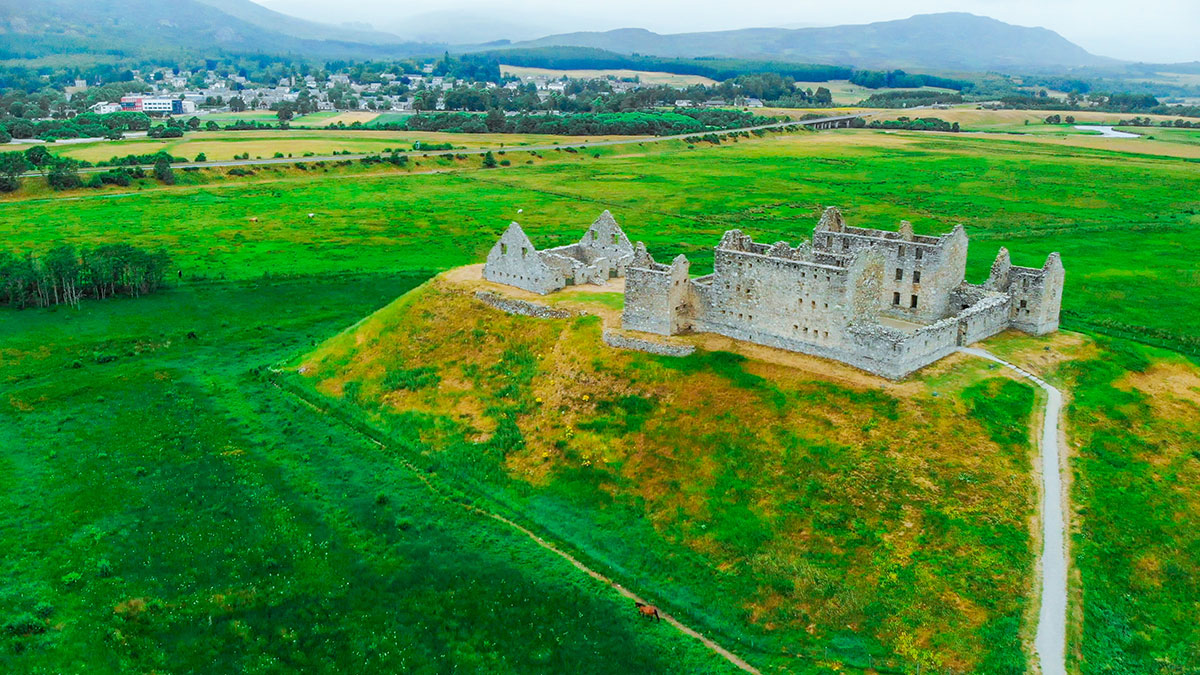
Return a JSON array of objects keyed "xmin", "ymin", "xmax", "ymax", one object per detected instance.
[{"xmin": 256, "ymin": 0, "xmax": 1200, "ymax": 63}]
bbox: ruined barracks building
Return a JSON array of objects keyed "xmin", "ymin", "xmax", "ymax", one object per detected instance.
[
  {"xmin": 483, "ymin": 208, "xmax": 1064, "ymax": 379},
  {"xmin": 484, "ymin": 211, "xmax": 635, "ymax": 294}
]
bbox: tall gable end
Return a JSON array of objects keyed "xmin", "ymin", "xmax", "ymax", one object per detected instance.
[{"xmin": 579, "ymin": 210, "xmax": 635, "ymax": 255}]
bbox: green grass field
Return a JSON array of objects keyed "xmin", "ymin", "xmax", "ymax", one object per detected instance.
[
  {"xmin": 41, "ymin": 129, "xmax": 635, "ymax": 164},
  {"xmin": 3, "ymin": 123, "xmax": 1199, "ymax": 672},
  {"xmin": 0, "ymin": 276, "xmax": 736, "ymax": 673}
]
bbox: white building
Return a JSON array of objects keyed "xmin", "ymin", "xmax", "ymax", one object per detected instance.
[{"xmin": 90, "ymin": 102, "xmax": 122, "ymax": 114}]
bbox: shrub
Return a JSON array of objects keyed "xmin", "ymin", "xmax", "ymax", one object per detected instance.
[
  {"xmin": 3, "ymin": 613, "xmax": 44, "ymax": 636},
  {"xmin": 47, "ymin": 161, "xmax": 83, "ymax": 190}
]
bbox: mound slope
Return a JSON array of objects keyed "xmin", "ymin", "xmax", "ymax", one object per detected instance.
[{"xmin": 293, "ymin": 271, "xmax": 1042, "ymax": 670}]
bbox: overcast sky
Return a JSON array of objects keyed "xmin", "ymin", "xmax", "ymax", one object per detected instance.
[{"xmin": 256, "ymin": 0, "xmax": 1200, "ymax": 63}]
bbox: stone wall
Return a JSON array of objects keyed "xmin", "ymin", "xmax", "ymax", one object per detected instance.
[
  {"xmin": 483, "ymin": 223, "xmax": 564, "ymax": 295},
  {"xmin": 814, "ymin": 216, "xmax": 969, "ymax": 323},
  {"xmin": 951, "ymin": 286, "xmax": 1012, "ymax": 346},
  {"xmin": 602, "ymin": 330, "xmax": 695, "ymax": 357},
  {"xmin": 621, "ymin": 244, "xmax": 693, "ymax": 336},
  {"xmin": 474, "ymin": 291, "xmax": 575, "ymax": 319},
  {"xmin": 987, "ymin": 248, "xmax": 1065, "ymax": 335}
]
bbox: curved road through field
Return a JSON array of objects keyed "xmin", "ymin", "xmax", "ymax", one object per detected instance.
[
  {"xmin": 959, "ymin": 347, "xmax": 1067, "ymax": 675},
  {"xmin": 18, "ymin": 114, "xmax": 863, "ymax": 177}
]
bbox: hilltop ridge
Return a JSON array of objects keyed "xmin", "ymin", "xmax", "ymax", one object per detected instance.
[{"xmin": 508, "ymin": 13, "xmax": 1116, "ymax": 71}]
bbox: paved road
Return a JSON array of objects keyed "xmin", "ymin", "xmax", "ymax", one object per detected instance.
[
  {"xmin": 959, "ymin": 347, "xmax": 1067, "ymax": 675},
  {"xmin": 19, "ymin": 114, "xmax": 862, "ymax": 177}
]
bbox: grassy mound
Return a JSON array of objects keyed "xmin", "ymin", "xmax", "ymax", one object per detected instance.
[{"xmin": 294, "ymin": 276, "xmax": 1042, "ymax": 672}]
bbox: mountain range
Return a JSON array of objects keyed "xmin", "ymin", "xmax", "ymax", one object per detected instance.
[
  {"xmin": 0, "ymin": 0, "xmax": 434, "ymax": 60},
  {"xmin": 510, "ymin": 13, "xmax": 1117, "ymax": 71},
  {"xmin": 0, "ymin": 0, "xmax": 1119, "ymax": 72}
]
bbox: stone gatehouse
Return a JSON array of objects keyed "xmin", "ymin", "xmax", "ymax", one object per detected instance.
[
  {"xmin": 481, "ymin": 207, "xmax": 1064, "ymax": 379},
  {"xmin": 483, "ymin": 211, "xmax": 635, "ymax": 294}
]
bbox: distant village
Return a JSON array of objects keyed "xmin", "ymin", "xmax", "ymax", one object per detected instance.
[{"xmin": 80, "ymin": 62, "xmax": 767, "ymax": 119}]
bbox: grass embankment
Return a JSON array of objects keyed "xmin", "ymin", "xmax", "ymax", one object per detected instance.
[
  {"xmin": 984, "ymin": 332, "xmax": 1200, "ymax": 674},
  {"xmin": 0, "ymin": 274, "xmax": 734, "ymax": 673},
  {"xmin": 294, "ymin": 277, "xmax": 1040, "ymax": 672}
]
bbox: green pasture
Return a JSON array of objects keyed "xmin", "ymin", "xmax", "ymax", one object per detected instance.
[
  {"xmin": 193, "ymin": 110, "xmax": 279, "ymax": 123},
  {"xmin": 12, "ymin": 128, "xmax": 1198, "ymax": 352},
  {"xmin": 47, "ymin": 129, "xmax": 631, "ymax": 163},
  {"xmin": 1121, "ymin": 125, "xmax": 1200, "ymax": 146},
  {"xmin": 0, "ymin": 276, "xmax": 735, "ymax": 673},
  {"xmin": 366, "ymin": 112, "xmax": 414, "ymax": 127}
]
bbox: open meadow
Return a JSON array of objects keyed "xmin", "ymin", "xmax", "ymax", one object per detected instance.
[
  {"xmin": 35, "ymin": 129, "xmax": 637, "ymax": 164},
  {"xmin": 3, "ymin": 123, "xmax": 1199, "ymax": 673}
]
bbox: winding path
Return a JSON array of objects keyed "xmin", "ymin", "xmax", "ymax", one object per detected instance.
[{"xmin": 959, "ymin": 347, "xmax": 1067, "ymax": 675}]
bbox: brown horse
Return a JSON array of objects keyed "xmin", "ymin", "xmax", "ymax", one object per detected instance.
[{"xmin": 635, "ymin": 601, "xmax": 661, "ymax": 621}]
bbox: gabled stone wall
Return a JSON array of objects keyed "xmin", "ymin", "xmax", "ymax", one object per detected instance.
[
  {"xmin": 483, "ymin": 211, "xmax": 635, "ymax": 294},
  {"xmin": 483, "ymin": 222, "xmax": 564, "ymax": 295}
]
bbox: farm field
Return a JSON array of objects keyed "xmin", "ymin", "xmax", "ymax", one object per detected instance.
[
  {"xmin": 871, "ymin": 106, "xmax": 1191, "ymax": 129},
  {"xmin": 41, "ymin": 129, "xmax": 640, "ymax": 163},
  {"xmin": 1119, "ymin": 125, "xmax": 1200, "ymax": 146},
  {"xmin": 501, "ymin": 64, "xmax": 718, "ymax": 86},
  {"xmin": 3, "ymin": 123, "xmax": 1199, "ymax": 672},
  {"xmin": 193, "ymin": 110, "xmax": 279, "ymax": 124},
  {"xmin": 365, "ymin": 112, "xmax": 414, "ymax": 127},
  {"xmin": 793, "ymin": 80, "xmax": 956, "ymax": 105},
  {"xmin": 294, "ymin": 111, "xmax": 380, "ymax": 126}
]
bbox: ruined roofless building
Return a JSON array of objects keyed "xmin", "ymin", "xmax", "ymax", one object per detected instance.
[
  {"xmin": 483, "ymin": 211, "xmax": 635, "ymax": 294},
  {"xmin": 622, "ymin": 207, "xmax": 1064, "ymax": 379}
]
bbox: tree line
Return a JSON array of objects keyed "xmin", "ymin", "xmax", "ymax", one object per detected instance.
[
  {"xmin": 0, "ymin": 111, "xmax": 151, "ymax": 143},
  {"xmin": 0, "ymin": 146, "xmax": 182, "ymax": 193},
  {"xmin": 392, "ymin": 109, "xmax": 774, "ymax": 136},
  {"xmin": 0, "ymin": 244, "xmax": 172, "ymax": 309}
]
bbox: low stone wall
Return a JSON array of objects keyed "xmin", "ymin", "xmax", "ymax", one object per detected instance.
[
  {"xmin": 957, "ymin": 293, "xmax": 1011, "ymax": 346},
  {"xmin": 602, "ymin": 330, "xmax": 695, "ymax": 357},
  {"xmin": 474, "ymin": 291, "xmax": 575, "ymax": 319}
]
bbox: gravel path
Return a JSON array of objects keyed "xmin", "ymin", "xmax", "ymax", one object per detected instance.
[{"xmin": 959, "ymin": 347, "xmax": 1067, "ymax": 675}]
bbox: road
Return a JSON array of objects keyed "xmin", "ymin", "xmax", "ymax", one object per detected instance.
[
  {"xmin": 959, "ymin": 347, "xmax": 1067, "ymax": 675},
  {"xmin": 16, "ymin": 114, "xmax": 863, "ymax": 177}
]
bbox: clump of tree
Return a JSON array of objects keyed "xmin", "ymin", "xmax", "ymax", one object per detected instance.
[
  {"xmin": 395, "ymin": 109, "xmax": 773, "ymax": 137},
  {"xmin": 867, "ymin": 117, "xmax": 960, "ymax": 132},
  {"xmin": 1117, "ymin": 116, "xmax": 1199, "ymax": 128},
  {"xmin": 860, "ymin": 89, "xmax": 965, "ymax": 108},
  {"xmin": 0, "ymin": 151, "xmax": 32, "ymax": 192},
  {"xmin": 0, "ymin": 244, "xmax": 171, "ymax": 309},
  {"xmin": 0, "ymin": 111, "xmax": 151, "ymax": 142},
  {"xmin": 153, "ymin": 155, "xmax": 174, "ymax": 185}
]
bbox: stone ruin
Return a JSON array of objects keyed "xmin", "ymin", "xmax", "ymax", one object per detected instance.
[
  {"xmin": 483, "ymin": 211, "xmax": 635, "ymax": 294},
  {"xmin": 482, "ymin": 207, "xmax": 1065, "ymax": 379}
]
